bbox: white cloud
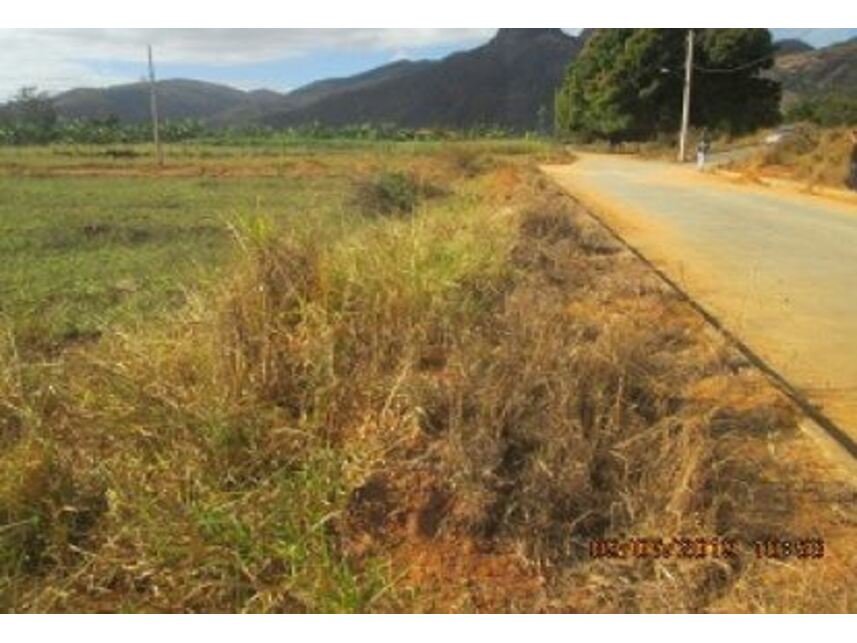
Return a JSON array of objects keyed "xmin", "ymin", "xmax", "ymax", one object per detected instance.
[
  {"xmin": 0, "ymin": 58, "xmax": 130, "ymax": 100},
  {"xmin": 5, "ymin": 28, "xmax": 497, "ymax": 63}
]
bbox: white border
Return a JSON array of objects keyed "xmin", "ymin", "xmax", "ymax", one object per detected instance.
[
  {"xmin": 1, "ymin": 1, "xmax": 856, "ymax": 27},
  {"xmin": 1, "ymin": 614, "xmax": 851, "ymax": 641},
  {"xmin": 1, "ymin": 0, "xmax": 855, "ymax": 634}
]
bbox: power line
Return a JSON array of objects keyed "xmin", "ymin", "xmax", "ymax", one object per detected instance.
[
  {"xmin": 692, "ymin": 28, "xmax": 816, "ymax": 74},
  {"xmin": 693, "ymin": 54, "xmax": 775, "ymax": 74}
]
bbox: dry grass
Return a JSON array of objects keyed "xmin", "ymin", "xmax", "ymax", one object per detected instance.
[
  {"xmin": 0, "ymin": 146, "xmax": 854, "ymax": 613},
  {"xmin": 730, "ymin": 125, "xmax": 855, "ymax": 189},
  {"xmin": 336, "ymin": 173, "xmax": 856, "ymax": 613}
]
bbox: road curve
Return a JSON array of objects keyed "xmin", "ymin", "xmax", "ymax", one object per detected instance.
[{"xmin": 543, "ymin": 154, "xmax": 857, "ymax": 443}]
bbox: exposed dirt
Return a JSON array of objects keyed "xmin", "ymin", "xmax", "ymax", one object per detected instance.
[{"xmin": 0, "ymin": 159, "xmax": 335, "ymax": 179}]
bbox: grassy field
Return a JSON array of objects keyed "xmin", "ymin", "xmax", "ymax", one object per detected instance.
[
  {"xmin": 0, "ymin": 140, "xmax": 548, "ymax": 353},
  {"xmin": 0, "ymin": 140, "xmax": 854, "ymax": 613},
  {"xmin": 0, "ymin": 174, "xmax": 333, "ymax": 352}
]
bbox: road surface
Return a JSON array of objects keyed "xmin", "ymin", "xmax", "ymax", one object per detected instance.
[{"xmin": 543, "ymin": 154, "xmax": 857, "ymax": 442}]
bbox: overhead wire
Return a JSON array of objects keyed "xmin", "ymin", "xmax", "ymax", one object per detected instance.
[{"xmin": 692, "ymin": 28, "xmax": 816, "ymax": 74}]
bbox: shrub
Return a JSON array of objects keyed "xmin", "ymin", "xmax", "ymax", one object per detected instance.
[
  {"xmin": 352, "ymin": 171, "xmax": 442, "ymax": 217},
  {"xmin": 761, "ymin": 123, "xmax": 820, "ymax": 165},
  {"xmin": 785, "ymin": 95, "xmax": 857, "ymax": 127},
  {"xmin": 444, "ymin": 146, "xmax": 491, "ymax": 177}
]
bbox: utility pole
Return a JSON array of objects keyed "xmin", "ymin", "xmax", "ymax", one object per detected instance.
[
  {"xmin": 147, "ymin": 44, "xmax": 163, "ymax": 166},
  {"xmin": 678, "ymin": 29, "xmax": 694, "ymax": 163}
]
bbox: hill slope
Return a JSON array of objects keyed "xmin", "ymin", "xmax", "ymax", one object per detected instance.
[
  {"xmin": 261, "ymin": 29, "xmax": 586, "ymax": 131},
  {"xmin": 769, "ymin": 37, "xmax": 857, "ymax": 105},
  {"xmin": 51, "ymin": 79, "xmax": 275, "ymax": 123},
  {"xmin": 773, "ymin": 39, "xmax": 814, "ymax": 56},
  {"xmin": 207, "ymin": 59, "xmax": 434, "ymax": 127}
]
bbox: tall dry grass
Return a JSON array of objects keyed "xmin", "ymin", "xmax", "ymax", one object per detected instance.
[
  {"xmin": 735, "ymin": 125, "xmax": 854, "ymax": 189},
  {"xmin": 0, "ymin": 149, "xmax": 514, "ymax": 611},
  {"xmin": 1, "ymin": 149, "xmax": 854, "ymax": 613}
]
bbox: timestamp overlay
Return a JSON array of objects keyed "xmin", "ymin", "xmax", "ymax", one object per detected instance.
[{"xmin": 589, "ymin": 536, "xmax": 826, "ymax": 560}]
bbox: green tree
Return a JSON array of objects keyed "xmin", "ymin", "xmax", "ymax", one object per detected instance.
[
  {"xmin": 694, "ymin": 29, "xmax": 781, "ymax": 134},
  {"xmin": 555, "ymin": 29, "xmax": 781, "ymax": 141},
  {"xmin": 2, "ymin": 86, "xmax": 58, "ymax": 144}
]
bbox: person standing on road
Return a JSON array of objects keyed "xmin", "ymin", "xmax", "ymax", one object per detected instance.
[
  {"xmin": 696, "ymin": 129, "xmax": 711, "ymax": 170},
  {"xmin": 849, "ymin": 129, "xmax": 857, "ymax": 191}
]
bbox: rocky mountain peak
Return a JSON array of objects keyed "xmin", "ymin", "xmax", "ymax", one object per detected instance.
[{"xmin": 489, "ymin": 28, "xmax": 570, "ymax": 49}]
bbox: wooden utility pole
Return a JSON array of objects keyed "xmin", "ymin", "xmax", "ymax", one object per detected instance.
[
  {"xmin": 678, "ymin": 29, "xmax": 694, "ymax": 163},
  {"xmin": 147, "ymin": 44, "xmax": 163, "ymax": 166}
]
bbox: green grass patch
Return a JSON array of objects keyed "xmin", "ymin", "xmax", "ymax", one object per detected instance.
[{"xmin": 0, "ymin": 173, "xmax": 350, "ymax": 353}]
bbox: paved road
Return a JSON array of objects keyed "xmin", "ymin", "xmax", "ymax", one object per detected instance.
[{"xmin": 543, "ymin": 154, "xmax": 857, "ymax": 440}]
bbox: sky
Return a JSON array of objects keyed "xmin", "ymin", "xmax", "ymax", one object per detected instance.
[{"xmin": 0, "ymin": 28, "xmax": 855, "ymax": 101}]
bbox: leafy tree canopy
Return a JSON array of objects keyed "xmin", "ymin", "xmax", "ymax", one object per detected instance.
[
  {"xmin": 555, "ymin": 29, "xmax": 781, "ymax": 141},
  {"xmin": 0, "ymin": 86, "xmax": 58, "ymax": 143}
]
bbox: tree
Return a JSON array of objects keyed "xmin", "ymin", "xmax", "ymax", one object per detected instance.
[
  {"xmin": 693, "ymin": 29, "xmax": 781, "ymax": 134},
  {"xmin": 555, "ymin": 29, "xmax": 781, "ymax": 141},
  {"xmin": 2, "ymin": 86, "xmax": 58, "ymax": 144}
]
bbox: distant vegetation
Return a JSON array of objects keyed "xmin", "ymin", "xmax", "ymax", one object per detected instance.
[
  {"xmin": 0, "ymin": 87, "xmax": 200, "ymax": 145},
  {"xmin": 0, "ymin": 87, "xmax": 58, "ymax": 144},
  {"xmin": 0, "ymin": 87, "xmax": 526, "ymax": 146},
  {"xmin": 784, "ymin": 94, "xmax": 857, "ymax": 127},
  {"xmin": 555, "ymin": 29, "xmax": 781, "ymax": 141}
]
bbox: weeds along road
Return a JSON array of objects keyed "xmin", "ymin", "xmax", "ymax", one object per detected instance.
[{"xmin": 543, "ymin": 154, "xmax": 857, "ymax": 448}]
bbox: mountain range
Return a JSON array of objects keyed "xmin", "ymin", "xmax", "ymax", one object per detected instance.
[
  {"xmin": 259, "ymin": 29, "xmax": 588, "ymax": 130},
  {"xmin": 46, "ymin": 29, "xmax": 588, "ymax": 131},
  {"xmin": 10, "ymin": 29, "xmax": 857, "ymax": 130}
]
